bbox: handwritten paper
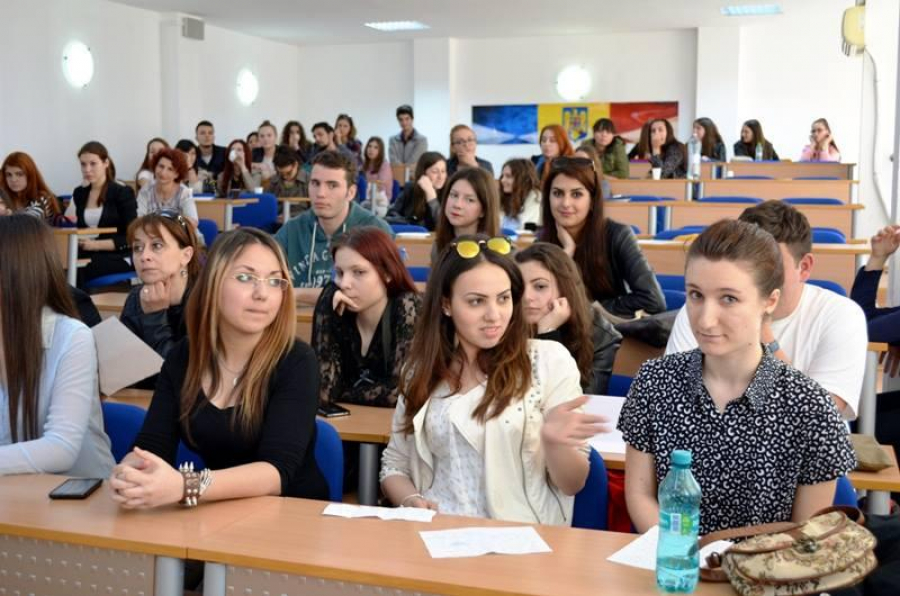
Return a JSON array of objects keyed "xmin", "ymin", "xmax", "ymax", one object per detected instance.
[
  {"xmin": 322, "ymin": 503, "xmax": 436, "ymax": 522},
  {"xmin": 585, "ymin": 395, "xmax": 627, "ymax": 455},
  {"xmin": 419, "ymin": 526, "xmax": 552, "ymax": 559},
  {"xmin": 92, "ymin": 317, "xmax": 164, "ymax": 395},
  {"xmin": 607, "ymin": 525, "xmax": 733, "ymax": 570}
]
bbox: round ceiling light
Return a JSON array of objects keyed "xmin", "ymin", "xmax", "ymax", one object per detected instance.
[
  {"xmin": 62, "ymin": 41, "xmax": 94, "ymax": 88},
  {"xmin": 236, "ymin": 69, "xmax": 259, "ymax": 106},
  {"xmin": 556, "ymin": 65, "xmax": 591, "ymax": 102}
]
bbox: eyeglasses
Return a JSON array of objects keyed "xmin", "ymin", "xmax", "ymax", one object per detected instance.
[
  {"xmin": 452, "ymin": 137, "xmax": 477, "ymax": 147},
  {"xmin": 550, "ymin": 156, "xmax": 597, "ymax": 173},
  {"xmin": 158, "ymin": 208, "xmax": 188, "ymax": 229},
  {"xmin": 451, "ymin": 237, "xmax": 513, "ymax": 259},
  {"xmin": 232, "ymin": 272, "xmax": 290, "ymax": 291}
]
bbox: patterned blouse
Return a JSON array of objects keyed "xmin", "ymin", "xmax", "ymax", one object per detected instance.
[
  {"xmin": 311, "ymin": 283, "xmax": 421, "ymax": 407},
  {"xmin": 618, "ymin": 348, "xmax": 856, "ymax": 535}
]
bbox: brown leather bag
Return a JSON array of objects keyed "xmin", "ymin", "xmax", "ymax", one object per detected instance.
[{"xmin": 699, "ymin": 507, "xmax": 877, "ymax": 596}]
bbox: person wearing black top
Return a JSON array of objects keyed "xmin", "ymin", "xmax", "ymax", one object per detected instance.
[
  {"xmin": 388, "ymin": 151, "xmax": 447, "ymax": 230},
  {"xmin": 312, "ymin": 227, "xmax": 422, "ymax": 407},
  {"xmin": 66, "ymin": 141, "xmax": 137, "ymax": 288},
  {"xmin": 121, "ymin": 212, "xmax": 200, "ymax": 388},
  {"xmin": 446, "ymin": 125, "xmax": 494, "ymax": 177},
  {"xmin": 195, "ymin": 120, "xmax": 227, "ymax": 179},
  {"xmin": 692, "ymin": 117, "xmax": 727, "ymax": 162},
  {"xmin": 734, "ymin": 119, "xmax": 779, "ymax": 160},
  {"xmin": 539, "ymin": 156, "xmax": 665, "ymax": 318},
  {"xmin": 109, "ymin": 228, "xmax": 328, "ymax": 508}
]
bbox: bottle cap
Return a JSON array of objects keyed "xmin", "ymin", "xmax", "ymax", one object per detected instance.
[{"xmin": 671, "ymin": 449, "xmax": 692, "ymax": 467}]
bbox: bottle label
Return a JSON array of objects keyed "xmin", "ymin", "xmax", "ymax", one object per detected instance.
[{"xmin": 663, "ymin": 511, "xmax": 697, "ymax": 535}]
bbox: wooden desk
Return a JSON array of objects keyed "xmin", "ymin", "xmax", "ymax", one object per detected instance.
[
  {"xmin": 319, "ymin": 404, "xmax": 393, "ymax": 506},
  {"xmin": 699, "ymin": 179, "xmax": 857, "ymax": 204},
  {"xmin": 860, "ymin": 342, "xmax": 889, "ymax": 442},
  {"xmin": 278, "ymin": 196, "xmax": 310, "ymax": 222},
  {"xmin": 193, "ymin": 497, "xmax": 733, "ymax": 596},
  {"xmin": 391, "ymin": 164, "xmax": 411, "ymax": 185},
  {"xmin": 711, "ymin": 161, "xmax": 856, "ymax": 180},
  {"xmin": 608, "ymin": 178, "xmax": 694, "ymax": 201},
  {"xmin": 0, "ymin": 474, "xmax": 274, "ymax": 596},
  {"xmin": 105, "ymin": 387, "xmax": 153, "ymax": 408},
  {"xmin": 54, "ymin": 227, "xmax": 118, "ymax": 286},
  {"xmin": 195, "ymin": 198, "xmax": 258, "ymax": 230}
]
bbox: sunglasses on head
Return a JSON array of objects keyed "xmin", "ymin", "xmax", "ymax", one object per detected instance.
[
  {"xmin": 450, "ymin": 236, "xmax": 513, "ymax": 259},
  {"xmin": 158, "ymin": 208, "xmax": 188, "ymax": 229}
]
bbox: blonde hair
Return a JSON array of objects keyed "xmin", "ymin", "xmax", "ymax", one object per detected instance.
[
  {"xmin": 181, "ymin": 229, "xmax": 296, "ymax": 441},
  {"xmin": 448, "ymin": 124, "xmax": 475, "ymax": 159}
]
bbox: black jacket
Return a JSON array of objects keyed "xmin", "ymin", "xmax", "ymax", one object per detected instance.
[
  {"xmin": 387, "ymin": 182, "xmax": 439, "ymax": 231},
  {"xmin": 446, "ymin": 156, "xmax": 495, "ymax": 177},
  {"xmin": 599, "ymin": 219, "xmax": 667, "ymax": 317},
  {"xmin": 537, "ymin": 309, "xmax": 622, "ymax": 395},
  {"xmin": 71, "ymin": 181, "xmax": 137, "ymax": 253},
  {"xmin": 733, "ymin": 141, "xmax": 779, "ymax": 161},
  {"xmin": 196, "ymin": 145, "xmax": 227, "ymax": 176}
]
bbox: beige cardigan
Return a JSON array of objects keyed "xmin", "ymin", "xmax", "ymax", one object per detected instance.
[{"xmin": 380, "ymin": 339, "xmax": 588, "ymax": 526}]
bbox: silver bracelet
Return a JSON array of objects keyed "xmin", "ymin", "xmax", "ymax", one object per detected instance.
[
  {"xmin": 178, "ymin": 462, "xmax": 213, "ymax": 507},
  {"xmin": 400, "ymin": 492, "xmax": 424, "ymax": 507}
]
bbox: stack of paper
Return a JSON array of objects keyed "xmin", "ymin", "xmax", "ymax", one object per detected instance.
[
  {"xmin": 419, "ymin": 526, "xmax": 552, "ymax": 559},
  {"xmin": 607, "ymin": 526, "xmax": 733, "ymax": 570},
  {"xmin": 322, "ymin": 503, "xmax": 436, "ymax": 522}
]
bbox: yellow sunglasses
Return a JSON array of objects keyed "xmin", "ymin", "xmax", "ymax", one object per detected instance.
[{"xmin": 451, "ymin": 237, "xmax": 513, "ymax": 259}]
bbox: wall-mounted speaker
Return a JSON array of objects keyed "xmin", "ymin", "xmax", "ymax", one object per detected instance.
[{"xmin": 182, "ymin": 17, "xmax": 205, "ymax": 41}]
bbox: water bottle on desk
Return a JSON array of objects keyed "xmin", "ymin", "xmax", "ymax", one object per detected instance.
[
  {"xmin": 687, "ymin": 134, "xmax": 701, "ymax": 180},
  {"xmin": 754, "ymin": 142, "xmax": 764, "ymax": 162},
  {"xmin": 656, "ymin": 449, "xmax": 701, "ymax": 593}
]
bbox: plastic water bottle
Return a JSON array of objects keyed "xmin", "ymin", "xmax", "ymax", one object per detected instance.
[
  {"xmin": 656, "ymin": 449, "xmax": 702, "ymax": 593},
  {"xmin": 687, "ymin": 134, "xmax": 701, "ymax": 180},
  {"xmin": 754, "ymin": 142, "xmax": 764, "ymax": 162}
]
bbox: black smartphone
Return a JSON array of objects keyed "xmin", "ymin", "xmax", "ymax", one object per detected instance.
[
  {"xmin": 317, "ymin": 403, "xmax": 351, "ymax": 418},
  {"xmin": 49, "ymin": 478, "xmax": 103, "ymax": 500}
]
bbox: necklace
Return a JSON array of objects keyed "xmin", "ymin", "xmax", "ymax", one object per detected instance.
[{"xmin": 218, "ymin": 358, "xmax": 247, "ymax": 388}]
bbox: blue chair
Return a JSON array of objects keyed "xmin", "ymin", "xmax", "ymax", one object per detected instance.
[
  {"xmin": 794, "ymin": 176, "xmax": 840, "ymax": 181},
  {"xmin": 731, "ymin": 175, "xmax": 773, "ymax": 180},
  {"xmin": 197, "ymin": 218, "xmax": 219, "ymax": 247},
  {"xmin": 663, "ymin": 289, "xmax": 686, "ymax": 311},
  {"xmin": 101, "ymin": 402, "xmax": 205, "ymax": 467},
  {"xmin": 783, "ymin": 197, "xmax": 843, "ymax": 206},
  {"xmin": 391, "ymin": 179, "xmax": 401, "ymax": 201},
  {"xmin": 391, "ymin": 224, "xmax": 428, "ymax": 234},
  {"xmin": 654, "ymin": 226, "xmax": 706, "ymax": 241},
  {"xmin": 808, "ymin": 279, "xmax": 847, "ymax": 297},
  {"xmin": 697, "ymin": 196, "xmax": 763, "ymax": 204},
  {"xmin": 234, "ymin": 192, "xmax": 279, "ymax": 232},
  {"xmin": 607, "ymin": 374, "xmax": 634, "ymax": 397},
  {"xmin": 407, "ymin": 266, "xmax": 430, "ymax": 283},
  {"xmin": 655, "ymin": 274, "xmax": 685, "ymax": 291},
  {"xmin": 572, "ymin": 448, "xmax": 609, "ymax": 530},
  {"xmin": 501, "ymin": 227, "xmax": 519, "ymax": 239},
  {"xmin": 85, "ymin": 272, "xmax": 138, "ymax": 290},
  {"xmin": 314, "ymin": 419, "xmax": 344, "ymax": 502},
  {"xmin": 833, "ymin": 476, "xmax": 857, "ymax": 507},
  {"xmin": 356, "ymin": 173, "xmax": 368, "ymax": 202},
  {"xmin": 811, "ymin": 228, "xmax": 846, "ymax": 244}
]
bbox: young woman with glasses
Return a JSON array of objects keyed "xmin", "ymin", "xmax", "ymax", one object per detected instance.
[
  {"xmin": 446, "ymin": 124, "xmax": 494, "ymax": 177},
  {"xmin": 380, "ymin": 234, "xmax": 608, "ymax": 524},
  {"xmin": 539, "ymin": 156, "xmax": 665, "ymax": 318},
  {"xmin": 110, "ymin": 228, "xmax": 329, "ymax": 509}
]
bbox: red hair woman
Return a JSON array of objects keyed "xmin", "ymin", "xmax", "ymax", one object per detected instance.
[
  {"xmin": 0, "ymin": 151, "xmax": 66, "ymax": 225},
  {"xmin": 536, "ymin": 124, "xmax": 575, "ymax": 182}
]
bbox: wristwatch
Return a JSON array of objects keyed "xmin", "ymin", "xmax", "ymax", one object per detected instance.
[{"xmin": 766, "ymin": 340, "xmax": 780, "ymax": 354}]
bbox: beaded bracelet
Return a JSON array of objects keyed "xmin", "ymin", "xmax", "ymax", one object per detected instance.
[{"xmin": 178, "ymin": 462, "xmax": 212, "ymax": 507}]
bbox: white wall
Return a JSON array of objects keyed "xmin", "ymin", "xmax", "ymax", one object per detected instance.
[
  {"xmin": 695, "ymin": 27, "xmax": 741, "ymax": 147},
  {"xmin": 0, "ymin": 0, "xmax": 163, "ymax": 194},
  {"xmin": 452, "ymin": 31, "xmax": 698, "ymax": 169}
]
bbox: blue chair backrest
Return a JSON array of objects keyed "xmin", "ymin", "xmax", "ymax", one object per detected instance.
[
  {"xmin": 314, "ymin": 419, "xmax": 344, "ymax": 501},
  {"xmin": 407, "ymin": 266, "xmax": 430, "ymax": 283},
  {"xmin": 783, "ymin": 197, "xmax": 843, "ymax": 206},
  {"xmin": 197, "ymin": 218, "xmax": 219, "ymax": 247},
  {"xmin": 811, "ymin": 228, "xmax": 846, "ymax": 244},
  {"xmin": 101, "ymin": 402, "xmax": 146, "ymax": 463},
  {"xmin": 85, "ymin": 272, "xmax": 138, "ymax": 290},
  {"xmin": 356, "ymin": 173, "xmax": 368, "ymax": 202},
  {"xmin": 655, "ymin": 274, "xmax": 686, "ymax": 291},
  {"xmin": 234, "ymin": 193, "xmax": 279, "ymax": 232},
  {"xmin": 730, "ymin": 175, "xmax": 773, "ymax": 180},
  {"xmin": 626, "ymin": 195, "xmax": 661, "ymax": 202},
  {"xmin": 573, "ymin": 448, "xmax": 609, "ymax": 530},
  {"xmin": 607, "ymin": 374, "xmax": 634, "ymax": 397},
  {"xmin": 698, "ymin": 196, "xmax": 763, "ymax": 204},
  {"xmin": 391, "ymin": 224, "xmax": 429, "ymax": 234},
  {"xmin": 807, "ymin": 279, "xmax": 847, "ymax": 297},
  {"xmin": 501, "ymin": 227, "xmax": 519, "ymax": 239},
  {"xmin": 629, "ymin": 225, "xmax": 641, "ymax": 235},
  {"xmin": 391, "ymin": 179, "xmax": 401, "ymax": 201},
  {"xmin": 833, "ymin": 475, "xmax": 857, "ymax": 507},
  {"xmin": 663, "ymin": 289, "xmax": 687, "ymax": 311},
  {"xmin": 654, "ymin": 226, "xmax": 706, "ymax": 240},
  {"xmin": 794, "ymin": 176, "xmax": 839, "ymax": 181}
]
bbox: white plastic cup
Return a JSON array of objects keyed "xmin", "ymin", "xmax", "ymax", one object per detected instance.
[
  {"xmin": 651, "ymin": 167, "xmax": 662, "ymax": 180},
  {"xmin": 253, "ymin": 186, "xmax": 264, "ymax": 194}
]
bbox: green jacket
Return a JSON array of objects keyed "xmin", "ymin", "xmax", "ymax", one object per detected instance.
[
  {"xmin": 582, "ymin": 138, "xmax": 630, "ymax": 179},
  {"xmin": 275, "ymin": 202, "xmax": 393, "ymax": 288}
]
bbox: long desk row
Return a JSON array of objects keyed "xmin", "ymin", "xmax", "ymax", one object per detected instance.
[
  {"xmin": 628, "ymin": 161, "xmax": 856, "ymax": 181},
  {"xmin": 0, "ymin": 474, "xmax": 736, "ymax": 596}
]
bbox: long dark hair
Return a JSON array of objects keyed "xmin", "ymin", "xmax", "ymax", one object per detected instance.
[
  {"xmin": 135, "ymin": 137, "xmax": 170, "ymax": 182},
  {"xmin": 739, "ymin": 119, "xmax": 776, "ymax": 160},
  {"xmin": 77, "ymin": 141, "xmax": 117, "ymax": 206},
  {"xmin": 693, "ymin": 117, "xmax": 724, "ymax": 159},
  {"xmin": 362, "ymin": 136, "xmax": 386, "ymax": 175},
  {"xmin": 515, "ymin": 242, "xmax": 593, "ymax": 387},
  {"xmin": 500, "ymin": 158, "xmax": 539, "ymax": 219},
  {"xmin": 399, "ymin": 234, "xmax": 532, "ymax": 433},
  {"xmin": 591, "ymin": 118, "xmax": 624, "ymax": 157},
  {"xmin": 538, "ymin": 157, "xmax": 614, "ymax": 298},
  {"xmin": 219, "ymin": 140, "xmax": 253, "ymax": 196},
  {"xmin": 0, "ymin": 215, "xmax": 78, "ymax": 442},
  {"xmin": 409, "ymin": 151, "xmax": 446, "ymax": 220},
  {"xmin": 434, "ymin": 168, "xmax": 501, "ymax": 255}
]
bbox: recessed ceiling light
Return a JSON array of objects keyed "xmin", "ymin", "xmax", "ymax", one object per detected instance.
[
  {"xmin": 721, "ymin": 4, "xmax": 782, "ymax": 16},
  {"xmin": 364, "ymin": 21, "xmax": 430, "ymax": 32}
]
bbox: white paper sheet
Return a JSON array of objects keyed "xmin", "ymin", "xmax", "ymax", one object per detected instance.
[
  {"xmin": 607, "ymin": 525, "xmax": 733, "ymax": 571},
  {"xmin": 419, "ymin": 526, "xmax": 552, "ymax": 559},
  {"xmin": 585, "ymin": 394, "xmax": 627, "ymax": 454},
  {"xmin": 92, "ymin": 317, "xmax": 164, "ymax": 396},
  {"xmin": 322, "ymin": 503, "xmax": 436, "ymax": 522}
]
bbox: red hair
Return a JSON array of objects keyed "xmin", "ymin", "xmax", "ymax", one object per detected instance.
[
  {"xmin": 540, "ymin": 124, "xmax": 575, "ymax": 183},
  {"xmin": 219, "ymin": 140, "xmax": 253, "ymax": 195},
  {"xmin": 0, "ymin": 152, "xmax": 59, "ymax": 214},
  {"xmin": 151, "ymin": 148, "xmax": 189, "ymax": 183},
  {"xmin": 330, "ymin": 227, "xmax": 416, "ymax": 296}
]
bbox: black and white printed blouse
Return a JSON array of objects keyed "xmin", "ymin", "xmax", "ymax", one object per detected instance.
[{"xmin": 618, "ymin": 347, "xmax": 856, "ymax": 535}]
